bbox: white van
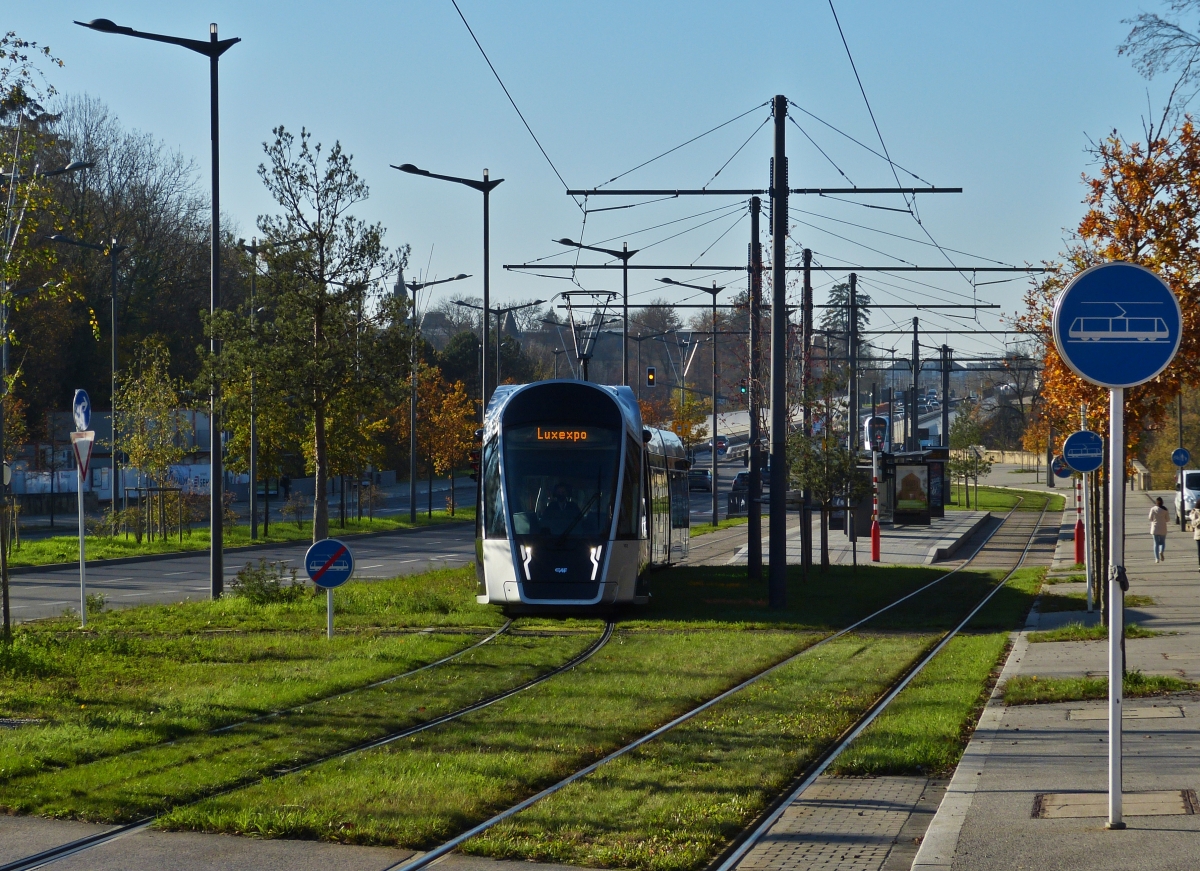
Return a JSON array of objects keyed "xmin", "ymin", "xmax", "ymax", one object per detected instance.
[{"xmin": 1176, "ymin": 470, "xmax": 1200, "ymax": 517}]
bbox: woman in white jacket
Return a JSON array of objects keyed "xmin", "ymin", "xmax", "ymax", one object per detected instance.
[{"xmin": 1191, "ymin": 505, "xmax": 1200, "ymax": 570}]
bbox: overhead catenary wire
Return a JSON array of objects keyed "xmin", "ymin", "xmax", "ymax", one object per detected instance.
[
  {"xmin": 703, "ymin": 116, "xmax": 771, "ymax": 189},
  {"xmin": 787, "ymin": 115, "xmax": 855, "ymax": 186},
  {"xmin": 449, "ymin": 0, "xmax": 581, "ymax": 209},
  {"xmin": 595, "ymin": 102, "xmax": 771, "ymax": 189}
]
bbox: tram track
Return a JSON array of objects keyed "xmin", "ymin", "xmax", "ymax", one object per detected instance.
[
  {"xmin": 1, "ymin": 500, "xmax": 1053, "ymax": 871},
  {"xmin": 0, "ymin": 621, "xmax": 614, "ymax": 871},
  {"xmin": 371, "ymin": 499, "xmax": 1052, "ymax": 871}
]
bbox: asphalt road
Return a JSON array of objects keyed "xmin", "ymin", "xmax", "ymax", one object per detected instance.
[{"xmin": 10, "ymin": 523, "xmax": 478, "ymax": 624}]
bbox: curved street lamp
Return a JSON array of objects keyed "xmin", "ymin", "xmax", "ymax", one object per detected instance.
[
  {"xmin": 77, "ymin": 16, "xmax": 240, "ymax": 599},
  {"xmin": 554, "ymin": 238, "xmax": 639, "ymax": 386}
]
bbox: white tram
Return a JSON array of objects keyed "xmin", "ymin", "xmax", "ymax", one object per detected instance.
[{"xmin": 474, "ymin": 380, "xmax": 690, "ymax": 610}]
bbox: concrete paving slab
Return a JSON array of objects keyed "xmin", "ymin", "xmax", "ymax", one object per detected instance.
[
  {"xmin": 1066, "ymin": 706, "xmax": 1185, "ymax": 720},
  {"xmin": 1034, "ymin": 789, "xmax": 1196, "ymax": 818},
  {"xmin": 0, "ymin": 815, "xmax": 118, "ymax": 864}
]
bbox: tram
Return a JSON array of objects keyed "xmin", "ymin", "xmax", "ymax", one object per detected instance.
[
  {"xmin": 1067, "ymin": 307, "xmax": 1170, "ymax": 343},
  {"xmin": 475, "ymin": 380, "xmax": 690, "ymax": 610}
]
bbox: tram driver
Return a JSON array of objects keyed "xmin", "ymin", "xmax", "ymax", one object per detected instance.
[{"xmin": 539, "ymin": 482, "xmax": 582, "ymax": 535}]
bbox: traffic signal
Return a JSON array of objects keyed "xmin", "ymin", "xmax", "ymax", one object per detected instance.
[
  {"xmin": 738, "ymin": 379, "xmax": 748, "ymax": 395},
  {"xmin": 468, "ymin": 449, "xmax": 481, "ymax": 482},
  {"xmin": 646, "ymin": 366, "xmax": 656, "ymax": 387}
]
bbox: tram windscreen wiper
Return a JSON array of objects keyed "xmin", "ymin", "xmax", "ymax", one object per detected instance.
[{"xmin": 555, "ymin": 492, "xmax": 600, "ymax": 544}]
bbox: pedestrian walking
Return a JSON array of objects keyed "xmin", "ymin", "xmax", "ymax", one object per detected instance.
[
  {"xmin": 1149, "ymin": 497, "xmax": 1170, "ymax": 562},
  {"xmin": 1191, "ymin": 505, "xmax": 1200, "ymax": 570}
]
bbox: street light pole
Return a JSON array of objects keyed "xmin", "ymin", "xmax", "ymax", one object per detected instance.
[
  {"xmin": 392, "ymin": 164, "xmax": 503, "ymax": 410},
  {"xmin": 405, "ymin": 273, "xmax": 470, "ymax": 523},
  {"xmin": 660, "ymin": 277, "xmax": 724, "ymax": 527},
  {"xmin": 77, "ymin": 16, "xmax": 240, "ymax": 599}
]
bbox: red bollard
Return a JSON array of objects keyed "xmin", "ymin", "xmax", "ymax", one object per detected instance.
[
  {"xmin": 871, "ymin": 519, "xmax": 881, "ymax": 562},
  {"xmin": 1074, "ymin": 518, "xmax": 1085, "ymax": 565}
]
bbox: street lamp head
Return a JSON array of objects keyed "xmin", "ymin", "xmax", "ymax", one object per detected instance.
[
  {"xmin": 392, "ymin": 163, "xmax": 427, "ymax": 176},
  {"xmin": 555, "ymin": 238, "xmax": 578, "ymax": 247},
  {"xmin": 455, "ymin": 273, "xmax": 469, "ymax": 280},
  {"xmin": 77, "ymin": 18, "xmax": 132, "ymax": 34},
  {"xmin": 658, "ymin": 277, "xmax": 677, "ymax": 285},
  {"xmin": 61, "ymin": 160, "xmax": 94, "ymax": 173}
]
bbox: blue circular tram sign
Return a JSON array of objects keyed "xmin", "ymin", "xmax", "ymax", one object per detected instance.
[
  {"xmin": 1062, "ymin": 430, "xmax": 1103, "ymax": 474},
  {"xmin": 1173, "ymin": 448, "xmax": 1191, "ymax": 468},
  {"xmin": 1051, "ymin": 262, "xmax": 1182, "ymax": 389},
  {"xmin": 304, "ymin": 538, "xmax": 354, "ymax": 589},
  {"xmin": 1051, "ymin": 456, "xmax": 1072, "ymax": 479}
]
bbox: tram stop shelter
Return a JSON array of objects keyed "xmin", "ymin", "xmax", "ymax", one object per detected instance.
[{"xmin": 872, "ymin": 448, "xmax": 949, "ymax": 526}]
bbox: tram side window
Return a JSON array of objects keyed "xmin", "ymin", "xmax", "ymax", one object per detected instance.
[
  {"xmin": 616, "ymin": 435, "xmax": 643, "ymax": 539},
  {"xmin": 483, "ymin": 438, "xmax": 507, "ymax": 538},
  {"xmin": 669, "ymin": 471, "xmax": 689, "ymax": 529}
]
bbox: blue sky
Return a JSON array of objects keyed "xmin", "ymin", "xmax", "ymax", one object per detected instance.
[{"xmin": 9, "ymin": 1, "xmax": 1186, "ymax": 358}]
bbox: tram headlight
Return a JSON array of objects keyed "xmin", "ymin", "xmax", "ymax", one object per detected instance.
[
  {"xmin": 589, "ymin": 545, "xmax": 603, "ymax": 581},
  {"xmin": 520, "ymin": 545, "xmax": 533, "ymax": 580}
]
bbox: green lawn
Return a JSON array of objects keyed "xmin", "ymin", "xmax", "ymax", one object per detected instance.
[
  {"xmin": 1005, "ymin": 672, "xmax": 1195, "ymax": 704},
  {"xmin": 7, "ymin": 509, "xmax": 474, "ymax": 567},
  {"xmin": 1028, "ymin": 622, "xmax": 1160, "ymax": 642},
  {"xmin": 946, "ymin": 486, "xmax": 1065, "ymax": 514},
  {"xmin": 689, "ymin": 516, "xmax": 750, "ymax": 537},
  {"xmin": 1039, "ymin": 591, "xmax": 1154, "ymax": 613}
]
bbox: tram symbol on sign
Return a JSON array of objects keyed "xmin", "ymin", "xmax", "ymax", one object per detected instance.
[
  {"xmin": 1066, "ymin": 303, "xmax": 1170, "ymax": 344},
  {"xmin": 1063, "ymin": 430, "xmax": 1104, "ymax": 474}
]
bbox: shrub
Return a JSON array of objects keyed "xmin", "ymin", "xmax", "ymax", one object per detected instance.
[
  {"xmin": 229, "ymin": 559, "xmax": 308, "ymax": 605},
  {"xmin": 280, "ymin": 493, "xmax": 310, "ymax": 529}
]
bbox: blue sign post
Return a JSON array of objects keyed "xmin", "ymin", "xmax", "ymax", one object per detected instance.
[
  {"xmin": 1172, "ymin": 447, "xmax": 1190, "ymax": 468},
  {"xmin": 1052, "ymin": 261, "xmax": 1182, "ymax": 830},
  {"xmin": 305, "ymin": 538, "xmax": 354, "ymax": 638}
]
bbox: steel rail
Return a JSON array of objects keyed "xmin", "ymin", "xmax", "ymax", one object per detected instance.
[
  {"xmin": 381, "ymin": 500, "xmax": 1038, "ymax": 871},
  {"xmin": 0, "ymin": 621, "xmax": 615, "ymax": 871},
  {"xmin": 710, "ymin": 502, "xmax": 1050, "ymax": 871}
]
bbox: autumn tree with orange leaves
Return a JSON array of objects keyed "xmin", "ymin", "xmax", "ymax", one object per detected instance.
[{"xmin": 1017, "ymin": 114, "xmax": 1200, "ymax": 460}]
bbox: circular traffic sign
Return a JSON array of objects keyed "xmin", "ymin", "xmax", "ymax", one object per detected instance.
[
  {"xmin": 72, "ymin": 389, "xmax": 91, "ymax": 432},
  {"xmin": 1173, "ymin": 447, "xmax": 1191, "ymax": 468},
  {"xmin": 1062, "ymin": 430, "xmax": 1103, "ymax": 473},
  {"xmin": 304, "ymin": 538, "xmax": 354, "ymax": 589},
  {"xmin": 1052, "ymin": 456, "xmax": 1072, "ymax": 479},
  {"xmin": 1051, "ymin": 262, "xmax": 1182, "ymax": 389}
]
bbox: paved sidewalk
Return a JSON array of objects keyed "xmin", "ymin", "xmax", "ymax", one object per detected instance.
[
  {"xmin": 913, "ymin": 487, "xmax": 1200, "ymax": 870},
  {"xmin": 723, "ymin": 511, "xmax": 991, "ymax": 568}
]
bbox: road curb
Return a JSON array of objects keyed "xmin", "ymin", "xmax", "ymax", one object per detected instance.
[{"xmin": 6, "ymin": 519, "xmax": 474, "ymax": 576}]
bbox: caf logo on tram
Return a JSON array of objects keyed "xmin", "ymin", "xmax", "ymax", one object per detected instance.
[{"xmin": 474, "ymin": 380, "xmax": 691, "ymax": 611}]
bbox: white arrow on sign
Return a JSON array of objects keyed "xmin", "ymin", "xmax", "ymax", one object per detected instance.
[{"xmin": 70, "ymin": 431, "xmax": 95, "ymax": 480}]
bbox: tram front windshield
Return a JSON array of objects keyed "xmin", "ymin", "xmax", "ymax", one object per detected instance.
[{"xmin": 505, "ymin": 425, "xmax": 620, "ymax": 539}]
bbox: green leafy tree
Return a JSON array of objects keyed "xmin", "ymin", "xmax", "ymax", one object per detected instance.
[
  {"xmin": 948, "ymin": 402, "xmax": 991, "ymax": 507},
  {"xmin": 234, "ymin": 125, "xmax": 405, "ymax": 542}
]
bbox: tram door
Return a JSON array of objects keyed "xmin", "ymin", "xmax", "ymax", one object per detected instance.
[{"xmin": 649, "ymin": 461, "xmax": 671, "ymax": 564}]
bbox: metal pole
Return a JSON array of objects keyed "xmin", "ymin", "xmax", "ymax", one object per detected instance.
[
  {"xmin": 748, "ymin": 197, "xmax": 762, "ymax": 580},
  {"xmin": 410, "ymin": 286, "xmax": 418, "ymax": 524},
  {"xmin": 910, "ymin": 318, "xmax": 919, "ymax": 451},
  {"xmin": 78, "ymin": 460, "xmax": 87, "ymax": 628},
  {"xmin": 1047, "ymin": 423, "xmax": 1056, "ymax": 489},
  {"xmin": 0, "ymin": 294, "xmax": 7, "ymax": 638},
  {"xmin": 327, "ymin": 587, "xmax": 334, "ymax": 639},
  {"xmin": 802, "ymin": 248, "xmax": 813, "ymax": 577},
  {"xmin": 768, "ymin": 94, "xmax": 788, "ymax": 608},
  {"xmin": 711, "ymin": 284, "xmax": 718, "ymax": 527},
  {"xmin": 623, "ymin": 243, "xmax": 629, "ymax": 387},
  {"xmin": 209, "ymin": 23, "xmax": 224, "ymax": 599},
  {"xmin": 1085, "ymin": 469, "xmax": 1093, "ymax": 612},
  {"xmin": 1179, "ymin": 392, "xmax": 1185, "ymax": 530},
  {"xmin": 111, "ymin": 244, "xmax": 120, "ymax": 528},
  {"xmin": 941, "ymin": 345, "xmax": 951, "ymax": 448},
  {"xmin": 848, "ymin": 273, "xmax": 857, "ymax": 453},
  {"xmin": 1108, "ymin": 386, "xmax": 1125, "ymax": 830},
  {"xmin": 482, "ymin": 171, "xmax": 492, "ymax": 407},
  {"xmin": 249, "ymin": 238, "xmax": 258, "ymax": 540}
]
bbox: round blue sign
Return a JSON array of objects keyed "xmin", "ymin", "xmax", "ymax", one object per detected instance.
[
  {"xmin": 304, "ymin": 538, "xmax": 354, "ymax": 589},
  {"xmin": 72, "ymin": 389, "xmax": 91, "ymax": 432},
  {"xmin": 1173, "ymin": 448, "xmax": 1191, "ymax": 468},
  {"xmin": 1062, "ymin": 430, "xmax": 1103, "ymax": 473},
  {"xmin": 1051, "ymin": 262, "xmax": 1182, "ymax": 389},
  {"xmin": 1052, "ymin": 456, "xmax": 1072, "ymax": 479}
]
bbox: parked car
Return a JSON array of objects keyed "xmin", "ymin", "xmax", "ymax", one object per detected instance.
[
  {"xmin": 1176, "ymin": 470, "xmax": 1200, "ymax": 517},
  {"xmin": 688, "ymin": 468, "xmax": 713, "ymax": 492}
]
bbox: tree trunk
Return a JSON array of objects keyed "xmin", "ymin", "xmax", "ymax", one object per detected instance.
[
  {"xmin": 820, "ymin": 502, "xmax": 830, "ymax": 570},
  {"xmin": 313, "ymin": 405, "xmax": 329, "ymax": 542}
]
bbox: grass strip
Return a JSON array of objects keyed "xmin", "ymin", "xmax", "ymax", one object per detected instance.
[
  {"xmin": 831, "ymin": 566, "xmax": 1044, "ymax": 777},
  {"xmin": 1040, "ymin": 592, "xmax": 1155, "ymax": 613},
  {"xmin": 1045, "ymin": 573, "xmax": 1085, "ymax": 585},
  {"xmin": 8, "ymin": 510, "xmax": 473, "ymax": 567},
  {"xmin": 946, "ymin": 486, "xmax": 1064, "ymax": 514},
  {"xmin": 689, "ymin": 516, "xmax": 749, "ymax": 538},
  {"xmin": 0, "ymin": 628, "xmax": 598, "ymax": 821},
  {"xmin": 1005, "ymin": 671, "xmax": 1196, "ymax": 704},
  {"xmin": 463, "ymin": 634, "xmax": 931, "ymax": 871},
  {"xmin": 158, "ymin": 628, "xmax": 825, "ymax": 847},
  {"xmin": 1028, "ymin": 622, "xmax": 1161, "ymax": 642}
]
